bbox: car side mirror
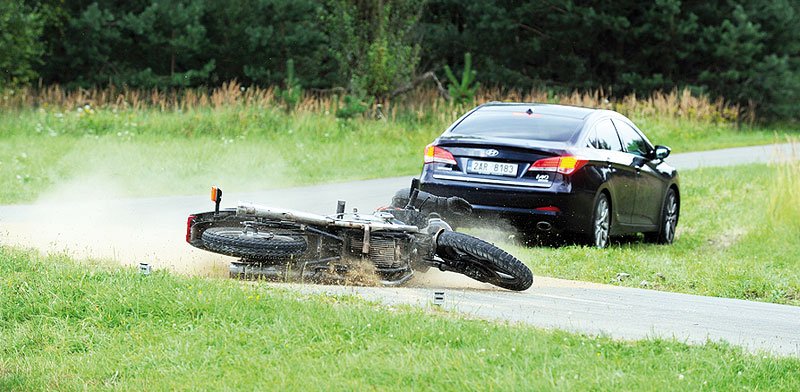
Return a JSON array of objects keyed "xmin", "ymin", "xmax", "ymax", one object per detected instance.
[{"xmin": 653, "ymin": 145, "xmax": 671, "ymax": 160}]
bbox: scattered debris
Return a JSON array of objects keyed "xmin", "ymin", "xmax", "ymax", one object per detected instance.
[{"xmin": 614, "ymin": 272, "xmax": 631, "ymax": 282}]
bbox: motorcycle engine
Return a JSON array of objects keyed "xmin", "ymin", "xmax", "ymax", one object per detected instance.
[{"xmin": 349, "ymin": 235, "xmax": 404, "ymax": 269}]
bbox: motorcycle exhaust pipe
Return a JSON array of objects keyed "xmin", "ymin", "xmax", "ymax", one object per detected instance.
[{"xmin": 536, "ymin": 221, "xmax": 552, "ymax": 232}]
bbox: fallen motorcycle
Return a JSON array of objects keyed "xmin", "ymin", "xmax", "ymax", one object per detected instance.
[{"xmin": 185, "ymin": 181, "xmax": 533, "ymax": 291}]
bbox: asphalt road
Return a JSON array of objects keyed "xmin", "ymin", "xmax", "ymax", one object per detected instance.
[{"xmin": 1, "ymin": 142, "xmax": 798, "ymax": 355}]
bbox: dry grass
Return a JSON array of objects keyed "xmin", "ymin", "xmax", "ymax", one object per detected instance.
[{"xmin": 1, "ymin": 81, "xmax": 740, "ymax": 123}]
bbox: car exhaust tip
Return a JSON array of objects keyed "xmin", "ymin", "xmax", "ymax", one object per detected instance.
[{"xmin": 536, "ymin": 221, "xmax": 552, "ymax": 232}]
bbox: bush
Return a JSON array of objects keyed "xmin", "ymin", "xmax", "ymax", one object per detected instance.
[
  {"xmin": 444, "ymin": 53, "xmax": 479, "ymax": 105},
  {"xmin": 276, "ymin": 59, "xmax": 303, "ymax": 112}
]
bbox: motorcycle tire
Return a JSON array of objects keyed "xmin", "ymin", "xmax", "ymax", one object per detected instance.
[
  {"xmin": 436, "ymin": 231, "xmax": 533, "ymax": 291},
  {"xmin": 201, "ymin": 227, "xmax": 307, "ymax": 260}
]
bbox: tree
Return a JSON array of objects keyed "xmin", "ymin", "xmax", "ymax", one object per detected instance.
[
  {"xmin": 0, "ymin": 2, "xmax": 43, "ymax": 87},
  {"xmin": 324, "ymin": 0, "xmax": 425, "ymax": 100},
  {"xmin": 205, "ymin": 0, "xmax": 332, "ymax": 87},
  {"xmin": 10, "ymin": 0, "xmax": 800, "ymax": 120},
  {"xmin": 57, "ymin": 0, "xmax": 213, "ymax": 88},
  {"xmin": 418, "ymin": 0, "xmax": 800, "ymax": 119}
]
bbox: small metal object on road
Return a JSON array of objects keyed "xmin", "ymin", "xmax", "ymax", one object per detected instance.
[
  {"xmin": 139, "ymin": 263, "xmax": 151, "ymax": 275},
  {"xmin": 433, "ymin": 291, "xmax": 445, "ymax": 306}
]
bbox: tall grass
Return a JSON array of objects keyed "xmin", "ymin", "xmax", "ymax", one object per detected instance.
[
  {"xmin": 1, "ymin": 82, "xmax": 740, "ymax": 124},
  {"xmin": 769, "ymin": 141, "xmax": 800, "ymax": 232}
]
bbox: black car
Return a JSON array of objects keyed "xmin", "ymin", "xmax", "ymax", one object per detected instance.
[{"xmin": 419, "ymin": 102, "xmax": 679, "ymax": 248}]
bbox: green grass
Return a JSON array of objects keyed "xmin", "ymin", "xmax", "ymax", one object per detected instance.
[
  {"xmin": 476, "ymin": 162, "xmax": 800, "ymax": 305},
  {"xmin": 0, "ymin": 107, "xmax": 792, "ymax": 204},
  {"xmin": 1, "ymin": 107, "xmax": 797, "ymax": 303},
  {"xmin": 634, "ymin": 116, "xmax": 791, "ymax": 151},
  {"xmin": 0, "ymin": 108, "xmax": 439, "ymax": 204},
  {"xmin": 1, "ymin": 248, "xmax": 798, "ymax": 390}
]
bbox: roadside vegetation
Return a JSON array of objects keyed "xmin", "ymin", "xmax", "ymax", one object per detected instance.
[
  {"xmin": 5, "ymin": 1, "xmax": 799, "ymax": 121},
  {"xmin": 1, "ymin": 86, "xmax": 798, "ymax": 305},
  {"xmin": 482, "ymin": 158, "xmax": 800, "ymax": 305},
  {"xmin": 3, "ymin": 2, "xmax": 798, "ymax": 388},
  {"xmin": 1, "ymin": 247, "xmax": 798, "ymax": 390},
  {"xmin": 0, "ymin": 85, "xmax": 791, "ymax": 204}
]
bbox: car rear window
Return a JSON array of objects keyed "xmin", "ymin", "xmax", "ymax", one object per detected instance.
[{"xmin": 451, "ymin": 109, "xmax": 584, "ymax": 142}]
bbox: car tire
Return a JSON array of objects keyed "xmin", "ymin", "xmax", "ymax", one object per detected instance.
[
  {"xmin": 589, "ymin": 193, "xmax": 611, "ymax": 248},
  {"xmin": 644, "ymin": 188, "xmax": 679, "ymax": 245}
]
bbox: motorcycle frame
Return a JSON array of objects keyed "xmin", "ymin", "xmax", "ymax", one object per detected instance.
[{"xmin": 187, "ymin": 202, "xmax": 441, "ymax": 284}]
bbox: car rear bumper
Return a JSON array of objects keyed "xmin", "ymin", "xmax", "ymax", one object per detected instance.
[{"xmin": 420, "ymin": 172, "xmax": 595, "ymax": 233}]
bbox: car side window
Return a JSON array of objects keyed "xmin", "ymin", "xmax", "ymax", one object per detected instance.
[
  {"xmin": 592, "ymin": 119, "xmax": 623, "ymax": 151},
  {"xmin": 613, "ymin": 120, "xmax": 651, "ymax": 157}
]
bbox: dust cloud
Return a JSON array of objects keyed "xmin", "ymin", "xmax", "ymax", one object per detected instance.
[
  {"xmin": 0, "ymin": 170, "xmax": 523, "ymax": 290},
  {"xmin": 0, "ymin": 172, "xmax": 232, "ymax": 277}
]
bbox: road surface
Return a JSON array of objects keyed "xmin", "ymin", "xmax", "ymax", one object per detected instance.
[{"xmin": 1, "ymin": 142, "xmax": 798, "ymax": 355}]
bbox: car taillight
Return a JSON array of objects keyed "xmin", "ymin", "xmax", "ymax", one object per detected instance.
[
  {"xmin": 529, "ymin": 156, "xmax": 588, "ymax": 175},
  {"xmin": 424, "ymin": 144, "xmax": 457, "ymax": 165},
  {"xmin": 186, "ymin": 215, "xmax": 196, "ymax": 243}
]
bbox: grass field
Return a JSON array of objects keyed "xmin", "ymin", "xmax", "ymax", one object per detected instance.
[
  {"xmin": 3, "ymin": 87, "xmax": 799, "ymax": 389},
  {"xmin": 0, "ymin": 104, "xmax": 798, "ymax": 305},
  {"xmin": 0, "ymin": 102, "xmax": 792, "ymax": 204},
  {"xmin": 1, "ymin": 247, "xmax": 798, "ymax": 390},
  {"xmin": 471, "ymin": 161, "xmax": 800, "ymax": 305}
]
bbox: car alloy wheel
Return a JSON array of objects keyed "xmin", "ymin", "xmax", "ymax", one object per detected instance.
[
  {"xmin": 663, "ymin": 191, "xmax": 678, "ymax": 243},
  {"xmin": 593, "ymin": 194, "xmax": 610, "ymax": 248}
]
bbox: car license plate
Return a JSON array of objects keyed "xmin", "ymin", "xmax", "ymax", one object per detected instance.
[{"xmin": 468, "ymin": 160, "xmax": 518, "ymax": 177}]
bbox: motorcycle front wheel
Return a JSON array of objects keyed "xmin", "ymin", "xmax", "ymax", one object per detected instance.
[
  {"xmin": 436, "ymin": 231, "xmax": 533, "ymax": 291},
  {"xmin": 201, "ymin": 227, "xmax": 307, "ymax": 260}
]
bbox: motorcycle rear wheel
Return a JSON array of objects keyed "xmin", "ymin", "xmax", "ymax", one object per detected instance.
[
  {"xmin": 436, "ymin": 231, "xmax": 533, "ymax": 291},
  {"xmin": 201, "ymin": 227, "xmax": 307, "ymax": 260}
]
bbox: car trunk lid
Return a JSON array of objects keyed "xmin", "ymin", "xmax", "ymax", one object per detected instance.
[{"xmin": 430, "ymin": 136, "xmax": 568, "ymax": 187}]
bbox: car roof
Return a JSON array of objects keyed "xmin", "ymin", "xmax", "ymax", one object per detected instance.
[{"xmin": 476, "ymin": 102, "xmax": 598, "ymax": 120}]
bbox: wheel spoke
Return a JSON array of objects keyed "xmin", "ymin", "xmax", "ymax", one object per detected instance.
[
  {"xmin": 593, "ymin": 197, "xmax": 610, "ymax": 247},
  {"xmin": 662, "ymin": 193, "xmax": 678, "ymax": 242}
]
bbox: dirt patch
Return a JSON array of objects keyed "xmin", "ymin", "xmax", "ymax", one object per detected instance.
[
  {"xmin": 408, "ymin": 268, "xmax": 497, "ymax": 291},
  {"xmin": 0, "ymin": 172, "xmax": 231, "ymax": 276},
  {"xmin": 708, "ymin": 226, "xmax": 748, "ymax": 249}
]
